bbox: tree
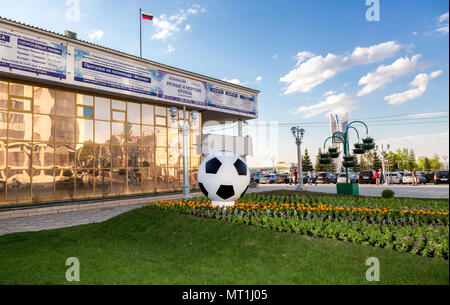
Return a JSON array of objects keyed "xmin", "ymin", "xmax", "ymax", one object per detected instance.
[
  {"xmin": 417, "ymin": 156, "xmax": 432, "ymax": 172},
  {"xmin": 314, "ymin": 148, "xmax": 336, "ymax": 172},
  {"xmin": 407, "ymin": 149, "xmax": 417, "ymax": 171},
  {"xmin": 302, "ymin": 149, "xmax": 314, "ymax": 172},
  {"xmin": 430, "ymin": 154, "xmax": 443, "ymax": 171},
  {"xmin": 371, "ymin": 151, "xmax": 383, "ymax": 171}
]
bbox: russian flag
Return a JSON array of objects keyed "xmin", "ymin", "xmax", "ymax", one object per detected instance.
[{"xmin": 142, "ymin": 12, "xmax": 153, "ymax": 21}]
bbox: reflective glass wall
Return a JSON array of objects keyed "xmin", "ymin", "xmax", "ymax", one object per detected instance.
[{"xmin": 0, "ymin": 78, "xmax": 202, "ymax": 205}]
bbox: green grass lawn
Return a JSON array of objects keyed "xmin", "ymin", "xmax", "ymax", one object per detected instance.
[{"xmin": 0, "ymin": 208, "xmax": 448, "ymax": 285}]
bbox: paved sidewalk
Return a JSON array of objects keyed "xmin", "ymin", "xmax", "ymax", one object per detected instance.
[{"xmin": 0, "ymin": 204, "xmax": 143, "ymax": 236}]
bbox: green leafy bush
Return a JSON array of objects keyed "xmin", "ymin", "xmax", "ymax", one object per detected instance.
[{"xmin": 382, "ymin": 189, "xmax": 395, "ymax": 199}]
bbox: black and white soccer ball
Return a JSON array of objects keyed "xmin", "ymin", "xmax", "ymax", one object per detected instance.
[{"xmin": 198, "ymin": 150, "xmax": 250, "ymax": 206}]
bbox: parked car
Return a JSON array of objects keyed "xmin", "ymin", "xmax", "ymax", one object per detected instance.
[
  {"xmin": 337, "ymin": 173, "xmax": 358, "ymax": 184},
  {"xmin": 424, "ymin": 171, "xmax": 436, "ymax": 184},
  {"xmin": 252, "ymin": 172, "xmax": 262, "ymax": 183},
  {"xmin": 269, "ymin": 174, "xmax": 279, "ymax": 184},
  {"xmin": 358, "ymin": 170, "xmax": 376, "ymax": 184},
  {"xmin": 259, "ymin": 175, "xmax": 271, "ymax": 184},
  {"xmin": 276, "ymin": 173, "xmax": 289, "ymax": 184},
  {"xmin": 386, "ymin": 172, "xmax": 402, "ymax": 184},
  {"xmin": 316, "ymin": 172, "xmax": 334, "ymax": 184},
  {"xmin": 434, "ymin": 170, "xmax": 449, "ymax": 184},
  {"xmin": 402, "ymin": 173, "xmax": 426, "ymax": 184}
]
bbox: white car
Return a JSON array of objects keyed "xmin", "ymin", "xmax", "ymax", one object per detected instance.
[
  {"xmin": 386, "ymin": 172, "xmax": 402, "ymax": 184},
  {"xmin": 402, "ymin": 173, "xmax": 413, "ymax": 184}
]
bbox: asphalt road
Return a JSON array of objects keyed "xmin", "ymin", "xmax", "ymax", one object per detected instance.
[{"xmin": 249, "ymin": 183, "xmax": 449, "ymax": 198}]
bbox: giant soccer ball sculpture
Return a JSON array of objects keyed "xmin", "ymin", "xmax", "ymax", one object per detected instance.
[{"xmin": 198, "ymin": 150, "xmax": 250, "ymax": 207}]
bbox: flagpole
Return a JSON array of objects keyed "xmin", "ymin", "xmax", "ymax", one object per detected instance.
[{"xmin": 139, "ymin": 8, "xmax": 142, "ymax": 58}]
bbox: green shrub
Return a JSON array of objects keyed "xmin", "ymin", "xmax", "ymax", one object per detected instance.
[{"xmin": 382, "ymin": 189, "xmax": 395, "ymax": 199}]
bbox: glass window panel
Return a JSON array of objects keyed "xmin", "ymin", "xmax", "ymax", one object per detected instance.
[
  {"xmin": 128, "ymin": 124, "xmax": 141, "ymax": 145},
  {"xmin": 10, "ymin": 97, "xmax": 31, "ymax": 111},
  {"xmin": 168, "ymin": 146, "xmax": 180, "ymax": 167},
  {"xmin": 155, "ymin": 106, "xmax": 166, "ymax": 117},
  {"xmin": 141, "ymin": 147, "xmax": 154, "ymax": 168},
  {"xmin": 76, "ymin": 94, "xmax": 93, "ymax": 106},
  {"xmin": 191, "ymin": 148, "xmax": 201, "ymax": 169},
  {"xmin": 190, "ymin": 132, "xmax": 202, "ymax": 146},
  {"xmin": 142, "ymin": 125, "xmax": 154, "ymax": 147},
  {"xmin": 95, "ymin": 97, "xmax": 110, "ymax": 120},
  {"xmin": 55, "ymin": 117, "xmax": 75, "ymax": 142},
  {"xmin": 127, "ymin": 102, "xmax": 140, "ymax": 124},
  {"xmin": 32, "ymin": 169, "xmax": 54, "ymax": 201},
  {"xmin": 191, "ymin": 170, "xmax": 199, "ymax": 189},
  {"xmin": 76, "ymin": 143, "xmax": 95, "ymax": 169},
  {"xmin": 111, "ymin": 145, "xmax": 127, "ymax": 168},
  {"xmin": 34, "ymin": 87, "xmax": 55, "ymax": 114},
  {"xmin": 75, "ymin": 169, "xmax": 94, "ymax": 199},
  {"xmin": 32, "ymin": 143, "xmax": 54, "ymax": 168},
  {"xmin": 33, "ymin": 114, "xmax": 54, "ymax": 142},
  {"xmin": 95, "ymin": 144, "xmax": 111, "ymax": 168},
  {"xmin": 155, "ymin": 127, "xmax": 167, "ymax": 147},
  {"xmin": 77, "ymin": 106, "xmax": 93, "ymax": 118},
  {"xmin": 168, "ymin": 116, "xmax": 178, "ymax": 128},
  {"xmin": 0, "ymin": 81, "xmax": 7, "ymax": 110},
  {"xmin": 155, "ymin": 147, "xmax": 167, "ymax": 166},
  {"xmin": 156, "ymin": 166, "xmax": 169, "ymax": 192},
  {"xmin": 94, "ymin": 120, "xmax": 110, "ymax": 144},
  {"xmin": 142, "ymin": 165, "xmax": 155, "ymax": 193},
  {"xmin": 127, "ymin": 145, "xmax": 141, "ymax": 167},
  {"xmin": 0, "ymin": 111, "xmax": 7, "ymax": 139},
  {"xmin": 55, "ymin": 90, "xmax": 75, "ymax": 116},
  {"xmin": 155, "ymin": 116, "xmax": 166, "ymax": 126},
  {"xmin": 8, "ymin": 143, "xmax": 31, "ymax": 168},
  {"xmin": 168, "ymin": 128, "xmax": 179, "ymax": 148},
  {"xmin": 76, "ymin": 118, "xmax": 93, "ymax": 143},
  {"xmin": 128, "ymin": 167, "xmax": 142, "ymax": 194},
  {"xmin": 142, "ymin": 104, "xmax": 154, "ymax": 125},
  {"xmin": 10, "ymin": 82, "xmax": 32, "ymax": 98},
  {"xmin": 54, "ymin": 168, "xmax": 75, "ymax": 200},
  {"xmin": 111, "ymin": 169, "xmax": 127, "ymax": 196},
  {"xmin": 95, "ymin": 169, "xmax": 111, "ymax": 197},
  {"xmin": 112, "ymin": 111, "xmax": 125, "ymax": 121},
  {"xmin": 168, "ymin": 167, "xmax": 180, "ymax": 191},
  {"xmin": 111, "ymin": 122, "xmax": 126, "ymax": 144},
  {"xmin": 55, "ymin": 144, "xmax": 75, "ymax": 168},
  {"xmin": 8, "ymin": 112, "xmax": 32, "ymax": 140},
  {"xmin": 7, "ymin": 169, "xmax": 31, "ymax": 201},
  {"xmin": 0, "ymin": 141, "xmax": 6, "ymax": 169},
  {"xmin": 112, "ymin": 99, "xmax": 126, "ymax": 110}
]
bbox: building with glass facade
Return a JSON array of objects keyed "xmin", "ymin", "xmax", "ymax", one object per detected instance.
[{"xmin": 0, "ymin": 17, "xmax": 258, "ymax": 206}]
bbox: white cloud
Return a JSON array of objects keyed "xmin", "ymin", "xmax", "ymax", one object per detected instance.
[
  {"xmin": 378, "ymin": 132, "xmax": 449, "ymax": 158},
  {"xmin": 280, "ymin": 41, "xmax": 402, "ymax": 94},
  {"xmin": 295, "ymin": 51, "xmax": 315, "ymax": 66},
  {"xmin": 88, "ymin": 29, "xmax": 104, "ymax": 41},
  {"xmin": 166, "ymin": 44, "xmax": 175, "ymax": 53},
  {"xmin": 384, "ymin": 70, "xmax": 442, "ymax": 105},
  {"xmin": 294, "ymin": 93, "xmax": 360, "ymax": 118},
  {"xmin": 222, "ymin": 78, "xmax": 241, "ymax": 85},
  {"xmin": 255, "ymin": 76, "xmax": 262, "ymax": 82},
  {"xmin": 434, "ymin": 12, "xmax": 449, "ymax": 35},
  {"xmin": 184, "ymin": 24, "xmax": 191, "ymax": 31},
  {"xmin": 65, "ymin": 0, "xmax": 81, "ymax": 22},
  {"xmin": 323, "ymin": 90, "xmax": 335, "ymax": 97},
  {"xmin": 152, "ymin": 4, "xmax": 204, "ymax": 40},
  {"xmin": 412, "ymin": 31, "xmax": 418, "ymax": 35},
  {"xmin": 357, "ymin": 55, "xmax": 422, "ymax": 96},
  {"xmin": 273, "ymin": 53, "xmax": 279, "ymax": 59}
]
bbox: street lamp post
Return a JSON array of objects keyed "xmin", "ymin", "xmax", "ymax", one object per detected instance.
[
  {"xmin": 443, "ymin": 155, "xmax": 448, "ymax": 170},
  {"xmin": 291, "ymin": 127, "xmax": 305, "ymax": 191},
  {"xmin": 169, "ymin": 106, "xmax": 199, "ymax": 200},
  {"xmin": 376, "ymin": 144, "xmax": 390, "ymax": 185}
]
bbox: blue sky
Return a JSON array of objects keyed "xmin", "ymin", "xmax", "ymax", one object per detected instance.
[{"xmin": 1, "ymin": 0, "xmax": 448, "ymax": 166}]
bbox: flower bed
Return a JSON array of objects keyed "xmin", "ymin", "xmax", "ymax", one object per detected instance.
[{"xmin": 144, "ymin": 194, "xmax": 449, "ymax": 259}]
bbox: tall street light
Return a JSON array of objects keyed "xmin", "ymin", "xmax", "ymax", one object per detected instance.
[
  {"xmin": 376, "ymin": 144, "xmax": 390, "ymax": 185},
  {"xmin": 169, "ymin": 106, "xmax": 199, "ymax": 200},
  {"xmin": 291, "ymin": 126, "xmax": 305, "ymax": 191}
]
